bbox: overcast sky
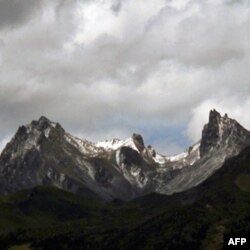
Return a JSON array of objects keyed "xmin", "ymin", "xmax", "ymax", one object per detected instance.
[{"xmin": 0, "ymin": 0, "xmax": 250, "ymax": 155}]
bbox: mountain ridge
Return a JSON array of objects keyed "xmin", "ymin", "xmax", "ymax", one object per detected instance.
[{"xmin": 0, "ymin": 109, "xmax": 250, "ymax": 201}]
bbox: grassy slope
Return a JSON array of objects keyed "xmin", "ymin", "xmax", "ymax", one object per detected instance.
[{"xmin": 0, "ymin": 146, "xmax": 250, "ymax": 249}]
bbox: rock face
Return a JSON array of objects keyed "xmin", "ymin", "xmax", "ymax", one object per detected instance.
[
  {"xmin": 0, "ymin": 110, "xmax": 250, "ymax": 201},
  {"xmin": 200, "ymin": 109, "xmax": 250, "ymax": 157},
  {"xmin": 132, "ymin": 133, "xmax": 145, "ymax": 152},
  {"xmin": 200, "ymin": 109, "xmax": 222, "ymax": 156},
  {"xmin": 156, "ymin": 109, "xmax": 250, "ymax": 195}
]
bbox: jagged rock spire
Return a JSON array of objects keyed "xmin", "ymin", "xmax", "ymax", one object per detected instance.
[
  {"xmin": 209, "ymin": 109, "xmax": 221, "ymax": 121},
  {"xmin": 132, "ymin": 133, "xmax": 145, "ymax": 152},
  {"xmin": 200, "ymin": 109, "xmax": 249, "ymax": 157},
  {"xmin": 200, "ymin": 110, "xmax": 221, "ymax": 156}
]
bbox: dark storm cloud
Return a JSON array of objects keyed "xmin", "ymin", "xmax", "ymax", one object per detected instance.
[
  {"xmin": 0, "ymin": 0, "xmax": 43, "ymax": 29},
  {"xmin": 111, "ymin": 0, "xmax": 123, "ymax": 13}
]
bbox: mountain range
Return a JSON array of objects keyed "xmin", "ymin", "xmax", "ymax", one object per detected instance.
[
  {"xmin": 0, "ymin": 110, "xmax": 250, "ymax": 249},
  {"xmin": 0, "ymin": 109, "xmax": 250, "ymax": 201}
]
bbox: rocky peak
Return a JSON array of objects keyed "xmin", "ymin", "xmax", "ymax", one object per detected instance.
[
  {"xmin": 208, "ymin": 109, "xmax": 221, "ymax": 124},
  {"xmin": 200, "ymin": 109, "xmax": 250, "ymax": 157},
  {"xmin": 11, "ymin": 116, "xmax": 58, "ymax": 145},
  {"xmin": 200, "ymin": 110, "xmax": 227, "ymax": 156},
  {"xmin": 132, "ymin": 133, "xmax": 145, "ymax": 152},
  {"xmin": 39, "ymin": 115, "xmax": 51, "ymax": 122},
  {"xmin": 30, "ymin": 116, "xmax": 55, "ymax": 130},
  {"xmin": 1, "ymin": 117, "xmax": 65, "ymax": 159},
  {"xmin": 147, "ymin": 145, "xmax": 156, "ymax": 157},
  {"xmin": 28, "ymin": 116, "xmax": 64, "ymax": 137}
]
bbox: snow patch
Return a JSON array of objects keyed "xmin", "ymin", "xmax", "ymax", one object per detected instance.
[
  {"xmin": 96, "ymin": 137, "xmax": 139, "ymax": 152},
  {"xmin": 167, "ymin": 152, "xmax": 189, "ymax": 162},
  {"xmin": 190, "ymin": 141, "xmax": 200, "ymax": 153},
  {"xmin": 153, "ymin": 141, "xmax": 201, "ymax": 167},
  {"xmin": 131, "ymin": 167, "xmax": 140, "ymax": 177},
  {"xmin": 153, "ymin": 153, "xmax": 167, "ymax": 164},
  {"xmin": 59, "ymin": 173, "xmax": 66, "ymax": 183},
  {"xmin": 44, "ymin": 127, "xmax": 51, "ymax": 138},
  {"xmin": 50, "ymin": 122, "xmax": 57, "ymax": 128},
  {"xmin": 64, "ymin": 133, "xmax": 105, "ymax": 156}
]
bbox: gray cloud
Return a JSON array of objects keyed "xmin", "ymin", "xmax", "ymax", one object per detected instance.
[
  {"xmin": 0, "ymin": 0, "xmax": 43, "ymax": 29},
  {"xmin": 1, "ymin": 0, "xmax": 250, "ymax": 155},
  {"xmin": 111, "ymin": 0, "xmax": 123, "ymax": 13}
]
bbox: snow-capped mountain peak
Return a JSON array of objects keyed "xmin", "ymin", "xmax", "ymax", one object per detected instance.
[
  {"xmin": 95, "ymin": 133, "xmax": 145, "ymax": 153},
  {"xmin": 96, "ymin": 137, "xmax": 137, "ymax": 152}
]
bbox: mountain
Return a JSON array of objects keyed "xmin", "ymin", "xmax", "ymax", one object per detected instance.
[
  {"xmin": 0, "ymin": 110, "xmax": 250, "ymax": 201},
  {"xmin": 157, "ymin": 109, "xmax": 250, "ymax": 194},
  {"xmin": 1, "ymin": 144, "xmax": 250, "ymax": 249}
]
